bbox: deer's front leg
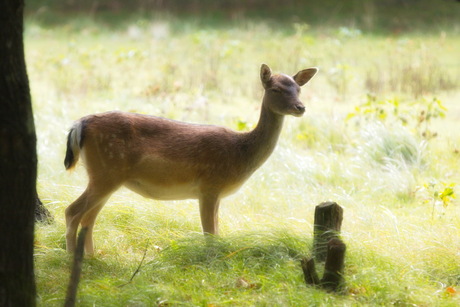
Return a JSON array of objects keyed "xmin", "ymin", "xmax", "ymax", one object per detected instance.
[{"xmin": 199, "ymin": 194, "xmax": 221, "ymax": 235}]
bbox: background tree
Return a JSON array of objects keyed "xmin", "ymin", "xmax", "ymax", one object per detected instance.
[{"xmin": 0, "ymin": 0, "xmax": 37, "ymax": 306}]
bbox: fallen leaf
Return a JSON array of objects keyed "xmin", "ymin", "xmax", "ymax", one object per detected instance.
[
  {"xmin": 446, "ymin": 286, "xmax": 457, "ymax": 296},
  {"xmin": 235, "ymin": 277, "xmax": 249, "ymax": 288},
  {"xmin": 235, "ymin": 277, "xmax": 261, "ymax": 289}
]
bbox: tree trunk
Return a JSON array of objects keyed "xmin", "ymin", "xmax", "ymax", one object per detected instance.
[{"xmin": 0, "ymin": 0, "xmax": 37, "ymax": 305}]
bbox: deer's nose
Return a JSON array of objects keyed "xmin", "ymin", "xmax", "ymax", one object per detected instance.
[{"xmin": 296, "ymin": 105, "xmax": 305, "ymax": 112}]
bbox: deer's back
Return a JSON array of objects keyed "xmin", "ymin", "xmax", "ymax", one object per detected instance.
[{"xmin": 78, "ymin": 111, "xmax": 253, "ymax": 198}]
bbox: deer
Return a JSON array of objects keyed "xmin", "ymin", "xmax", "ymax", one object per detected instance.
[{"xmin": 64, "ymin": 64, "xmax": 318, "ymax": 254}]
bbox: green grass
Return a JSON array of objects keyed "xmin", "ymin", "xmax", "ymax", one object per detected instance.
[{"xmin": 29, "ymin": 10, "xmax": 460, "ymax": 307}]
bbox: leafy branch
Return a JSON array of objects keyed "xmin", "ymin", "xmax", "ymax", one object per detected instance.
[{"xmin": 346, "ymin": 94, "xmax": 447, "ymax": 140}]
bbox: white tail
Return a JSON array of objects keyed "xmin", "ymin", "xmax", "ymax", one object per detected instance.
[{"xmin": 64, "ymin": 64, "xmax": 318, "ymax": 254}]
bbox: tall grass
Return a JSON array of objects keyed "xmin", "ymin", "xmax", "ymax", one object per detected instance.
[
  {"xmin": 364, "ymin": 43, "xmax": 459, "ymax": 97},
  {"xmin": 29, "ymin": 14, "xmax": 460, "ymax": 306}
]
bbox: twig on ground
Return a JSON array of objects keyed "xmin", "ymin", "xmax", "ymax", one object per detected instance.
[{"xmin": 118, "ymin": 240, "xmax": 150, "ymax": 288}]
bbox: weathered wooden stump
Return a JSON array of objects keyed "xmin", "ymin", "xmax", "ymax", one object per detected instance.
[
  {"xmin": 320, "ymin": 238, "xmax": 346, "ymax": 291},
  {"xmin": 301, "ymin": 202, "xmax": 346, "ymax": 292},
  {"xmin": 313, "ymin": 201, "xmax": 343, "ymax": 262},
  {"xmin": 301, "ymin": 238, "xmax": 346, "ymax": 292},
  {"xmin": 300, "ymin": 257, "xmax": 320, "ymax": 286}
]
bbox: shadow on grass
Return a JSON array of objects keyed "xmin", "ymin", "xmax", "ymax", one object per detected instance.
[{"xmin": 158, "ymin": 231, "xmax": 312, "ymax": 271}]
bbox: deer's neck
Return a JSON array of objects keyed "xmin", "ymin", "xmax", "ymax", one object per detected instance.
[{"xmin": 243, "ymin": 102, "xmax": 284, "ymax": 170}]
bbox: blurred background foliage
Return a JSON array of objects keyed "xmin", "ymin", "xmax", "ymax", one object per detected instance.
[{"xmin": 26, "ymin": 0, "xmax": 460, "ymax": 33}]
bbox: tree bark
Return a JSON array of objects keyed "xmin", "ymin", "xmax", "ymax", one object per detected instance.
[
  {"xmin": 0, "ymin": 0, "xmax": 37, "ymax": 306},
  {"xmin": 313, "ymin": 201, "xmax": 343, "ymax": 261}
]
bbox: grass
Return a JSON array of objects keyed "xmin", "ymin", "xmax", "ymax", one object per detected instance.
[{"xmin": 28, "ymin": 9, "xmax": 460, "ymax": 307}]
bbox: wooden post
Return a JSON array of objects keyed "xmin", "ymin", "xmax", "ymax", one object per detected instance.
[
  {"xmin": 313, "ymin": 202, "xmax": 343, "ymax": 262},
  {"xmin": 321, "ymin": 238, "xmax": 346, "ymax": 291},
  {"xmin": 300, "ymin": 257, "xmax": 320, "ymax": 286},
  {"xmin": 301, "ymin": 202, "xmax": 346, "ymax": 292}
]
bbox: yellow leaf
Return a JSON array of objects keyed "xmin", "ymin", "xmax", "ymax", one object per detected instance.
[{"xmin": 446, "ymin": 286, "xmax": 457, "ymax": 296}]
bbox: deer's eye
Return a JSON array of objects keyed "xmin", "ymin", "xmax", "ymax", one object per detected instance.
[{"xmin": 271, "ymin": 88, "xmax": 281, "ymax": 94}]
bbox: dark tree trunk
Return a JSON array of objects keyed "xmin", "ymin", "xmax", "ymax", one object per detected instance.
[{"xmin": 0, "ymin": 0, "xmax": 37, "ymax": 306}]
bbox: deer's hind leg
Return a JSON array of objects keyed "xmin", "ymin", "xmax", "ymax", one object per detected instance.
[
  {"xmin": 79, "ymin": 194, "xmax": 112, "ymax": 255},
  {"xmin": 65, "ymin": 182, "xmax": 117, "ymax": 255}
]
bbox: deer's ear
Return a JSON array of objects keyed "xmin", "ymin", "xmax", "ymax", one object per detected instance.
[
  {"xmin": 260, "ymin": 64, "xmax": 272, "ymax": 88},
  {"xmin": 293, "ymin": 67, "xmax": 318, "ymax": 86}
]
